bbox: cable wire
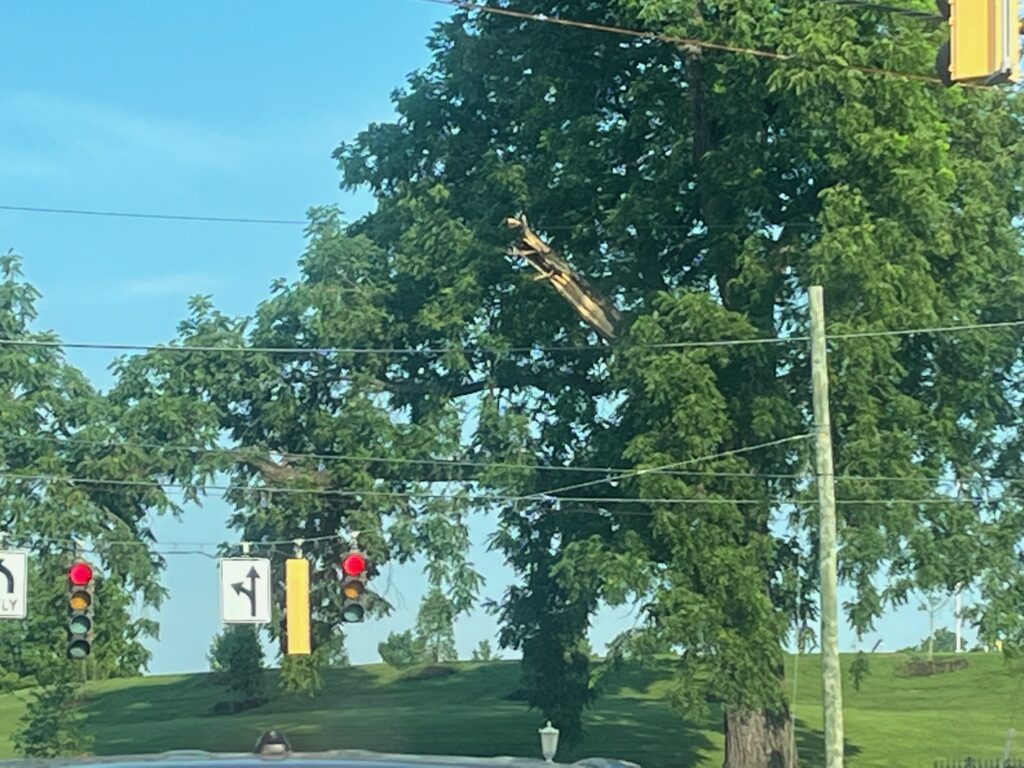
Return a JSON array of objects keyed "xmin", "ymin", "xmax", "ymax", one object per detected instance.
[
  {"xmin": 0, "ymin": 203, "xmax": 813, "ymax": 232},
  {"xmin": 1, "ymin": 470, "xmax": 1013, "ymax": 508},
  {"xmin": 819, "ymin": 0, "xmax": 943, "ymax": 19},
  {"xmin": 0, "ymin": 431, "xmax": 809, "ymax": 480},
  {"xmin": 0, "ymin": 334, "xmax": 794, "ymax": 355},
  {"xmin": 10, "ymin": 432, "xmax": 1015, "ymax": 488},
  {"xmin": 828, "ymin": 319, "xmax": 1024, "ymax": 341},
  {"xmin": 417, "ymin": 0, "xmax": 962, "ymax": 88},
  {"xmin": 0, "ymin": 470, "xmax": 786, "ymax": 507},
  {"xmin": 3, "ymin": 317, "xmax": 1021, "ymax": 358},
  {"xmin": 0, "ymin": 204, "xmax": 306, "ymax": 226},
  {"xmin": 525, "ymin": 434, "xmax": 812, "ymax": 499}
]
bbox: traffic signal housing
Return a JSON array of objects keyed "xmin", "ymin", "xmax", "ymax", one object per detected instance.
[
  {"xmin": 936, "ymin": 0, "xmax": 1021, "ymax": 86},
  {"xmin": 340, "ymin": 552, "xmax": 369, "ymax": 623},
  {"xmin": 67, "ymin": 561, "xmax": 95, "ymax": 660},
  {"xmin": 284, "ymin": 558, "xmax": 311, "ymax": 655}
]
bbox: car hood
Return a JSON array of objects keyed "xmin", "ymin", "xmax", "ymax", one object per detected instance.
[{"xmin": 0, "ymin": 751, "xmax": 640, "ymax": 768}]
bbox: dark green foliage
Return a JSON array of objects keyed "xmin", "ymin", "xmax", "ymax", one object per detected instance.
[
  {"xmin": 416, "ymin": 588, "xmax": 458, "ymax": 664},
  {"xmin": 329, "ymin": 0, "xmax": 1024, "ymax": 750},
  {"xmin": 12, "ymin": 664, "xmax": 91, "ymax": 757},
  {"xmin": 105, "ymin": 0, "xmax": 1024, "ymax": 757},
  {"xmin": 0, "ymin": 253, "xmax": 169, "ymax": 688},
  {"xmin": 208, "ymin": 626, "xmax": 265, "ymax": 703},
  {"xmin": 850, "ymin": 651, "xmax": 870, "ymax": 692},
  {"xmin": 378, "ymin": 630, "xmax": 423, "ymax": 669},
  {"xmin": 919, "ymin": 628, "xmax": 958, "ymax": 654},
  {"xmin": 472, "ymin": 640, "xmax": 496, "ymax": 662},
  {"xmin": 107, "ymin": 217, "xmax": 485, "ymax": 687}
]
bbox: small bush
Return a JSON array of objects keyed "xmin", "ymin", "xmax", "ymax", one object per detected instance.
[
  {"xmin": 207, "ymin": 626, "xmax": 265, "ymax": 702},
  {"xmin": 379, "ymin": 630, "xmax": 423, "ymax": 670}
]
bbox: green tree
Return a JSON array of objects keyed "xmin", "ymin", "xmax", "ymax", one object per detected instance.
[
  {"xmin": 12, "ymin": 663, "xmax": 92, "ymax": 757},
  {"xmin": 208, "ymin": 626, "xmax": 265, "ymax": 702},
  {"xmin": 108, "ymin": 0, "xmax": 1024, "ymax": 762},
  {"xmin": 0, "ymin": 252, "xmax": 171, "ymax": 686},
  {"xmin": 378, "ymin": 630, "xmax": 423, "ymax": 669},
  {"xmin": 416, "ymin": 588, "xmax": 458, "ymax": 664},
  {"xmin": 107, "ymin": 241, "xmax": 485, "ymax": 693},
  {"xmin": 849, "ymin": 652, "xmax": 870, "ymax": 693},
  {"xmin": 919, "ymin": 628, "xmax": 958, "ymax": 655},
  {"xmin": 327, "ymin": 1, "xmax": 1024, "ymax": 761},
  {"xmin": 472, "ymin": 640, "xmax": 496, "ymax": 662}
]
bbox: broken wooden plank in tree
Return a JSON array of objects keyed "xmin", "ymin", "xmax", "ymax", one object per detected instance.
[{"xmin": 504, "ymin": 213, "xmax": 622, "ymax": 340}]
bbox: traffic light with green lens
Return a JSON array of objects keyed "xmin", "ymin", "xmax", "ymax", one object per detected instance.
[
  {"xmin": 67, "ymin": 561, "xmax": 95, "ymax": 659},
  {"xmin": 340, "ymin": 552, "xmax": 369, "ymax": 623}
]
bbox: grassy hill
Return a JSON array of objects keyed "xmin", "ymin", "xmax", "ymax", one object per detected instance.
[{"xmin": 0, "ymin": 653, "xmax": 1019, "ymax": 767}]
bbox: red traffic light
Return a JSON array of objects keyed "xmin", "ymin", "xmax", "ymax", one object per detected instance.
[
  {"xmin": 68, "ymin": 562, "xmax": 93, "ymax": 586},
  {"xmin": 341, "ymin": 553, "xmax": 366, "ymax": 577}
]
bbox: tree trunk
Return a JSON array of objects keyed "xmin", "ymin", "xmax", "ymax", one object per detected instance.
[{"xmin": 723, "ymin": 706, "xmax": 797, "ymax": 768}]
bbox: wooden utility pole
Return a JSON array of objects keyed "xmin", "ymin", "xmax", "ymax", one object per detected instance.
[{"xmin": 809, "ymin": 285, "xmax": 844, "ymax": 768}]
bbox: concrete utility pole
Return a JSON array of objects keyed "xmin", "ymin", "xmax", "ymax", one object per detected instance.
[
  {"xmin": 955, "ymin": 585, "xmax": 963, "ymax": 653},
  {"xmin": 809, "ymin": 285, "xmax": 844, "ymax": 768}
]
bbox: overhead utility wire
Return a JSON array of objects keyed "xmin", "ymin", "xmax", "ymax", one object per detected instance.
[
  {"xmin": 0, "ymin": 204, "xmax": 808, "ymax": 232},
  {"xmin": 0, "ymin": 334, "xmax": 792, "ymax": 355},
  {"xmin": 828, "ymin": 319, "xmax": 1024, "ymax": 340},
  {"xmin": 0, "ymin": 470, "xmax": 793, "ymax": 507},
  {"xmin": 0, "ymin": 471, "xmax": 1010, "ymax": 508},
  {"xmin": 0, "ymin": 432, "xmax": 807, "ymax": 480},
  {"xmin": 525, "ymin": 434, "xmax": 812, "ymax": 499},
  {"xmin": 819, "ymin": 0, "xmax": 943, "ymax": 19},
  {"xmin": 1, "ymin": 439, "xmax": 807, "ymax": 507},
  {"xmin": 417, "ymin": 0, "xmax": 958, "ymax": 87},
  {"xmin": 2, "ymin": 317, "xmax": 1023, "ymax": 358},
  {"xmin": 0, "ymin": 204, "xmax": 306, "ymax": 226},
  {"xmin": 6, "ymin": 433, "xmax": 1008, "ymax": 487}
]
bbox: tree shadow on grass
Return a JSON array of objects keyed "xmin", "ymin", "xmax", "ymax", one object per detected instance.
[
  {"xmin": 82, "ymin": 662, "xmax": 700, "ymax": 767},
  {"xmin": 794, "ymin": 717, "xmax": 862, "ymax": 766}
]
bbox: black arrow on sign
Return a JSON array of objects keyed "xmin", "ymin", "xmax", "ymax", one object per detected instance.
[
  {"xmin": 232, "ymin": 566, "xmax": 260, "ymax": 618},
  {"xmin": 0, "ymin": 559, "xmax": 14, "ymax": 594}
]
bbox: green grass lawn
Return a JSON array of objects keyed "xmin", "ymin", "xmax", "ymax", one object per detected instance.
[{"xmin": 0, "ymin": 654, "xmax": 1019, "ymax": 767}]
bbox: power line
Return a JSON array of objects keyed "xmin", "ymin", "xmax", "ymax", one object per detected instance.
[
  {"xmin": 3, "ymin": 317, "xmax": 1023, "ymax": 358},
  {"xmin": 819, "ymin": 0, "xmax": 943, "ymax": 19},
  {"xmin": 828, "ymin": 319, "xmax": 1024, "ymax": 341},
  {"xmin": 0, "ymin": 203, "xmax": 811, "ymax": 232},
  {"xmin": 11, "ymin": 432, "xmax": 1015, "ymax": 488},
  {"xmin": 0, "ymin": 432, "xmax": 808, "ymax": 480},
  {"xmin": 0, "ymin": 470, "xmax": 786, "ymax": 507},
  {"xmin": 0, "ymin": 334, "xmax": 792, "ymax": 356},
  {"xmin": 526, "ymin": 434, "xmax": 812, "ymax": 499},
  {"xmin": 417, "ymin": 0, "xmax": 958, "ymax": 87},
  {"xmin": 0, "ymin": 204, "xmax": 306, "ymax": 226},
  {"xmin": 0, "ymin": 470, "xmax": 1013, "ymax": 508},
  {"xmin": 3, "ymin": 532, "xmax": 351, "ymax": 558}
]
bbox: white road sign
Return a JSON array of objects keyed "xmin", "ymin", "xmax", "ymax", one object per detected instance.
[
  {"xmin": 0, "ymin": 551, "xmax": 28, "ymax": 620},
  {"xmin": 219, "ymin": 557, "xmax": 272, "ymax": 624}
]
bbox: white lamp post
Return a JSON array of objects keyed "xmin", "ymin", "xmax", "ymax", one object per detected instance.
[{"xmin": 539, "ymin": 721, "xmax": 559, "ymax": 763}]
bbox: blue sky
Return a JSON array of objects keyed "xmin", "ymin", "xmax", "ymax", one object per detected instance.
[{"xmin": 1, "ymin": 0, "xmax": 962, "ymax": 675}]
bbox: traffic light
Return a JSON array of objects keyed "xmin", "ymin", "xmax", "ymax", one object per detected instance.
[
  {"xmin": 284, "ymin": 558, "xmax": 311, "ymax": 655},
  {"xmin": 340, "ymin": 552, "xmax": 369, "ymax": 623},
  {"xmin": 66, "ymin": 561, "xmax": 95, "ymax": 660},
  {"xmin": 936, "ymin": 0, "xmax": 1021, "ymax": 86}
]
